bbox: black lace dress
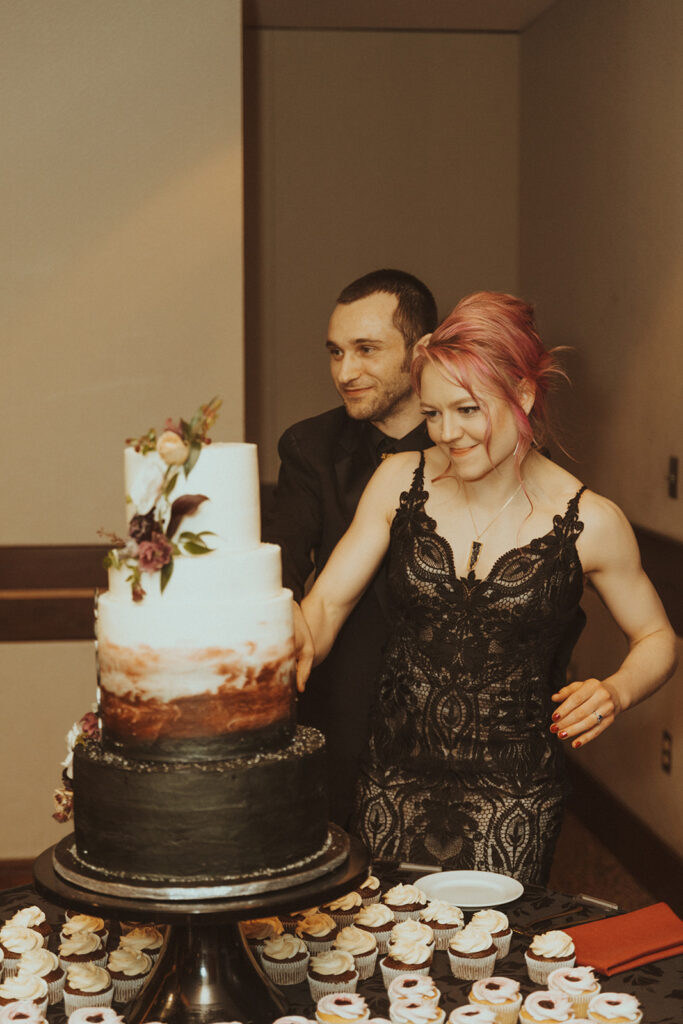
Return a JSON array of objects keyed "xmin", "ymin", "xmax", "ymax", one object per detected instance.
[{"xmin": 351, "ymin": 453, "xmax": 587, "ymax": 885}]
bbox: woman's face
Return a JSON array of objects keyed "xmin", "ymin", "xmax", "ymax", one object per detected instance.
[{"xmin": 418, "ymin": 361, "xmax": 520, "ymax": 482}]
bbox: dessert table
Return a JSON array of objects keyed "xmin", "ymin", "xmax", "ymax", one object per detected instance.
[{"xmin": 2, "ymin": 868, "xmax": 681, "ymax": 1024}]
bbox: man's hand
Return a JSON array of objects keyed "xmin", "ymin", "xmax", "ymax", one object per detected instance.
[{"xmin": 293, "ymin": 602, "xmax": 314, "ymax": 693}]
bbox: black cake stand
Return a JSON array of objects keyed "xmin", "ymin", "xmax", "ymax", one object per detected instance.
[{"xmin": 34, "ymin": 828, "xmax": 370, "ymax": 1024}]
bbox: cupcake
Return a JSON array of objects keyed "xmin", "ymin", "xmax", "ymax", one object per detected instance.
[
  {"xmin": 0, "ymin": 1000, "xmax": 47, "ymax": 1024},
  {"xmin": 468, "ymin": 977, "xmax": 521, "ymax": 1024},
  {"xmin": 106, "ymin": 947, "xmax": 153, "ymax": 1003},
  {"xmin": 273, "ymin": 1017, "xmax": 316, "ymax": 1024},
  {"xmin": 59, "ymin": 933, "xmax": 107, "ymax": 971},
  {"xmin": 419, "ymin": 902, "xmax": 464, "ymax": 951},
  {"xmin": 61, "ymin": 916, "xmax": 109, "ymax": 948},
  {"xmin": 380, "ymin": 935, "xmax": 433, "ymax": 989},
  {"xmin": 389, "ymin": 1000, "xmax": 445, "ymax": 1024},
  {"xmin": 548, "ymin": 966, "xmax": 601, "ymax": 1017},
  {"xmin": 315, "ymin": 992, "xmax": 370, "ymax": 1024},
  {"xmin": 307, "ymin": 949, "xmax": 359, "ymax": 1002},
  {"xmin": 524, "ymin": 931, "xmax": 575, "ymax": 985},
  {"xmin": 323, "ymin": 893, "xmax": 364, "ymax": 929},
  {"xmin": 333, "ymin": 925, "xmax": 378, "ymax": 980},
  {"xmin": 382, "ymin": 885, "xmax": 428, "ymax": 922},
  {"xmin": 448, "ymin": 1008, "xmax": 497, "ymax": 1024},
  {"xmin": 469, "ymin": 912, "xmax": 511, "ymax": 960},
  {"xmin": 117, "ymin": 926, "xmax": 164, "ymax": 963},
  {"xmin": 67, "ymin": 1010, "xmax": 125, "ymax": 1024},
  {"xmin": 447, "ymin": 925, "xmax": 496, "ymax": 982},
  {"xmin": 587, "ymin": 992, "xmax": 643, "ymax": 1024},
  {"xmin": 241, "ymin": 917, "xmax": 284, "ymax": 957},
  {"xmin": 280, "ymin": 907, "xmax": 319, "ymax": 935},
  {"xmin": 296, "ymin": 913, "xmax": 339, "ymax": 954},
  {"xmin": 0, "ymin": 929, "xmax": 45, "ymax": 978},
  {"xmin": 260, "ymin": 934, "xmax": 310, "ymax": 986},
  {"xmin": 519, "ymin": 992, "xmax": 574, "ymax": 1024},
  {"xmin": 0, "ymin": 974, "xmax": 48, "ymax": 1017},
  {"xmin": 387, "ymin": 974, "xmax": 441, "ymax": 1006},
  {"xmin": 16, "ymin": 949, "xmax": 65, "ymax": 1005},
  {"xmin": 357, "ymin": 875, "xmax": 382, "ymax": 907},
  {"xmin": 63, "ymin": 964, "xmax": 113, "ymax": 1015},
  {"xmin": 391, "ymin": 920, "xmax": 434, "ymax": 950},
  {"xmin": 6, "ymin": 909, "xmax": 51, "ymax": 948},
  {"xmin": 353, "ymin": 904, "xmax": 395, "ymax": 954}
]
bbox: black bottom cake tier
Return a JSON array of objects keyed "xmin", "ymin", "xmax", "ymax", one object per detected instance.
[{"xmin": 71, "ymin": 725, "xmax": 330, "ymax": 883}]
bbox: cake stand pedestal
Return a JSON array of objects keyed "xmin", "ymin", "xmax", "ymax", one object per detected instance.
[{"xmin": 34, "ymin": 832, "xmax": 370, "ymax": 1024}]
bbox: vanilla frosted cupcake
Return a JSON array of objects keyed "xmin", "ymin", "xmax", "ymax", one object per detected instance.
[
  {"xmin": 242, "ymin": 917, "xmax": 284, "ymax": 956},
  {"xmin": 59, "ymin": 933, "xmax": 107, "ymax": 971},
  {"xmin": 315, "ymin": 992, "xmax": 370, "ymax": 1024},
  {"xmin": 280, "ymin": 907, "xmax": 319, "ymax": 935},
  {"xmin": 63, "ymin": 964, "xmax": 113, "ymax": 1014},
  {"xmin": 61, "ymin": 916, "xmax": 108, "ymax": 948},
  {"xmin": 273, "ymin": 1017, "xmax": 316, "ymax": 1024},
  {"xmin": 260, "ymin": 934, "xmax": 310, "ymax": 986},
  {"xmin": 391, "ymin": 920, "xmax": 434, "ymax": 951},
  {"xmin": 67, "ymin": 1009, "xmax": 125, "ymax": 1024},
  {"xmin": 106, "ymin": 947, "xmax": 153, "ymax": 1003},
  {"xmin": 16, "ymin": 949, "xmax": 65, "ymax": 1005},
  {"xmin": 389, "ymin": 999, "xmax": 445, "ymax": 1024},
  {"xmin": 307, "ymin": 950, "xmax": 358, "ymax": 1002},
  {"xmin": 468, "ymin": 977, "xmax": 521, "ymax": 1024},
  {"xmin": 419, "ymin": 902, "xmax": 464, "ymax": 951},
  {"xmin": 548, "ymin": 966, "xmax": 601, "ymax": 1017},
  {"xmin": 117, "ymin": 925, "xmax": 164, "ymax": 963},
  {"xmin": 524, "ymin": 931, "xmax": 575, "ymax": 985},
  {"xmin": 0, "ymin": 928, "xmax": 45, "ymax": 979},
  {"xmin": 380, "ymin": 936, "xmax": 432, "ymax": 988},
  {"xmin": 447, "ymin": 926, "xmax": 496, "ymax": 982},
  {"xmin": 587, "ymin": 992, "xmax": 643, "ymax": 1023},
  {"xmin": 353, "ymin": 903, "xmax": 395, "ymax": 954},
  {"xmin": 0, "ymin": 974, "xmax": 48, "ymax": 1017},
  {"xmin": 7, "ymin": 908, "xmax": 51, "ymax": 948},
  {"xmin": 323, "ymin": 893, "xmax": 364, "ymax": 929},
  {"xmin": 382, "ymin": 886, "xmax": 428, "ymax": 922},
  {"xmin": 357, "ymin": 875, "xmax": 382, "ymax": 907},
  {"xmin": 519, "ymin": 991, "xmax": 574, "ymax": 1024},
  {"xmin": 296, "ymin": 913, "xmax": 339, "ymax": 954},
  {"xmin": 387, "ymin": 974, "xmax": 441, "ymax": 1006},
  {"xmin": 449, "ymin": 1007, "xmax": 498, "ymax": 1024},
  {"xmin": 333, "ymin": 925, "xmax": 378, "ymax": 980},
  {"xmin": 0, "ymin": 1000, "xmax": 47, "ymax": 1024},
  {"xmin": 469, "ymin": 911, "xmax": 511, "ymax": 960}
]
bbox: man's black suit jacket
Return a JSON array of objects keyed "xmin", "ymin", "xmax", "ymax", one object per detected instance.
[{"xmin": 263, "ymin": 406, "xmax": 432, "ymax": 826}]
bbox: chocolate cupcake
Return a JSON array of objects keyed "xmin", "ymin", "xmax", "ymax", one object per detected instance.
[
  {"xmin": 59, "ymin": 933, "xmax": 107, "ymax": 971},
  {"xmin": 322, "ymin": 892, "xmax": 364, "ymax": 929},
  {"xmin": 380, "ymin": 936, "xmax": 433, "ymax": 989},
  {"xmin": 241, "ymin": 918, "xmax": 284, "ymax": 958},
  {"xmin": 62, "ymin": 964, "xmax": 113, "ymax": 1015},
  {"xmin": 16, "ymin": 949, "xmax": 65, "ymax": 1005},
  {"xmin": 61, "ymin": 916, "xmax": 109, "ymax": 948},
  {"xmin": 354, "ymin": 904, "xmax": 395, "ymax": 955},
  {"xmin": 260, "ymin": 934, "xmax": 310, "ymax": 986},
  {"xmin": 419, "ymin": 902, "xmax": 464, "ymax": 952},
  {"xmin": 307, "ymin": 949, "xmax": 359, "ymax": 1002},
  {"xmin": 447, "ymin": 925, "xmax": 496, "ymax": 982},
  {"xmin": 106, "ymin": 947, "xmax": 153, "ymax": 1003},
  {"xmin": 7, "ymin": 909, "xmax": 51, "ymax": 948},
  {"xmin": 356, "ymin": 875, "xmax": 381, "ymax": 907},
  {"xmin": 116, "ymin": 926, "xmax": 164, "ymax": 964},
  {"xmin": 382, "ymin": 885, "xmax": 428, "ymax": 922},
  {"xmin": 296, "ymin": 913, "xmax": 339, "ymax": 954},
  {"xmin": 0, "ymin": 974, "xmax": 48, "ymax": 1017},
  {"xmin": 0, "ymin": 928, "xmax": 45, "ymax": 978},
  {"xmin": 469, "ymin": 911, "xmax": 511, "ymax": 960},
  {"xmin": 333, "ymin": 925, "xmax": 378, "ymax": 980},
  {"xmin": 524, "ymin": 930, "xmax": 575, "ymax": 985}
]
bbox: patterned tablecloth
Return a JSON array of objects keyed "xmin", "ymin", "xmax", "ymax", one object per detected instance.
[{"xmin": 1, "ymin": 875, "xmax": 681, "ymax": 1023}]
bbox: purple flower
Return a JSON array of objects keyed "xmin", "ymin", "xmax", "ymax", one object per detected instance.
[
  {"xmin": 52, "ymin": 786, "xmax": 73, "ymax": 823},
  {"xmin": 80, "ymin": 711, "xmax": 100, "ymax": 740},
  {"xmin": 138, "ymin": 534, "xmax": 173, "ymax": 573},
  {"xmin": 129, "ymin": 511, "xmax": 159, "ymax": 542}
]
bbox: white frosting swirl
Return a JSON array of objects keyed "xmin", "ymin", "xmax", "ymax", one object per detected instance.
[
  {"xmin": 547, "ymin": 966, "xmax": 599, "ymax": 995},
  {"xmin": 354, "ymin": 904, "xmax": 394, "ymax": 928},
  {"xmin": 0, "ymin": 1001, "xmax": 46, "ymax": 1024},
  {"xmin": 389, "ymin": 999, "xmax": 443, "ymax": 1024},
  {"xmin": 520, "ymin": 992, "xmax": 573, "ymax": 1021},
  {"xmin": 391, "ymin": 921, "xmax": 434, "ymax": 946},
  {"xmin": 0, "ymin": 926, "xmax": 44, "ymax": 956},
  {"xmin": 62, "ymin": 916, "xmax": 105, "ymax": 936},
  {"xmin": 107, "ymin": 948, "xmax": 152, "ymax": 976},
  {"xmin": 420, "ymin": 902, "xmax": 464, "ymax": 928},
  {"xmin": 327, "ymin": 892, "xmax": 363, "ymax": 914},
  {"xmin": 241, "ymin": 918, "xmax": 283, "ymax": 942},
  {"xmin": 309, "ymin": 949, "xmax": 355, "ymax": 976},
  {"xmin": 117, "ymin": 925, "xmax": 163, "ymax": 951},
  {"xmin": 448, "ymin": 1008, "xmax": 497, "ymax": 1024},
  {"xmin": 17, "ymin": 949, "xmax": 60, "ymax": 977},
  {"xmin": 387, "ymin": 974, "xmax": 441, "ymax": 1004},
  {"xmin": 67, "ymin": 1009, "xmax": 125, "ymax": 1024},
  {"xmin": 65, "ymin": 963, "xmax": 111, "ymax": 994},
  {"xmin": 528, "ymin": 930, "xmax": 575, "ymax": 959},
  {"xmin": 587, "ymin": 993, "xmax": 642, "ymax": 1021},
  {"xmin": 383, "ymin": 885, "xmax": 427, "ymax": 908},
  {"xmin": 59, "ymin": 933, "xmax": 103, "ymax": 957},
  {"xmin": 448, "ymin": 925, "xmax": 493, "ymax": 955},
  {"xmin": 470, "ymin": 910, "xmax": 509, "ymax": 935},
  {"xmin": 261, "ymin": 934, "xmax": 307, "ymax": 961},
  {"xmin": 386, "ymin": 937, "xmax": 431, "ymax": 966},
  {"xmin": 315, "ymin": 993, "xmax": 369, "ymax": 1021},
  {"xmin": 469, "ymin": 977, "xmax": 520, "ymax": 1004},
  {"xmin": 333, "ymin": 925, "xmax": 377, "ymax": 956},
  {"xmin": 0, "ymin": 972, "xmax": 48, "ymax": 1002},
  {"xmin": 272, "ymin": 1017, "xmax": 314, "ymax": 1024},
  {"xmin": 9, "ymin": 908, "xmax": 47, "ymax": 930},
  {"xmin": 296, "ymin": 913, "xmax": 337, "ymax": 939},
  {"xmin": 359, "ymin": 875, "xmax": 380, "ymax": 893}
]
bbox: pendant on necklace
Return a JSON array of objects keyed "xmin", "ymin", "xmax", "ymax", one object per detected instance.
[{"xmin": 467, "ymin": 540, "xmax": 482, "ymax": 574}]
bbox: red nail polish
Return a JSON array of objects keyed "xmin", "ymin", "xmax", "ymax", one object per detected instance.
[
  {"xmin": 550, "ymin": 724, "xmax": 558, "ymax": 733},
  {"xmin": 552, "ymin": 712, "xmax": 560, "ymax": 721},
  {"xmin": 559, "ymin": 730, "xmax": 568, "ymax": 739},
  {"xmin": 573, "ymin": 740, "xmax": 582, "ymax": 749}
]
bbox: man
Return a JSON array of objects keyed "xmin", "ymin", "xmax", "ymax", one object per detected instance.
[{"xmin": 264, "ymin": 269, "xmax": 438, "ymax": 826}]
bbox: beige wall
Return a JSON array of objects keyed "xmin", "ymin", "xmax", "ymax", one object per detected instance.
[
  {"xmin": 521, "ymin": 0, "xmax": 683, "ymax": 857},
  {"xmin": 244, "ymin": 28, "xmax": 520, "ymax": 481},
  {"xmin": 1, "ymin": 0, "xmax": 243, "ymax": 859}
]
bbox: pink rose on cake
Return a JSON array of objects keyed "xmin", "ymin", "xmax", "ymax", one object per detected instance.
[{"xmin": 137, "ymin": 535, "xmax": 173, "ymax": 573}]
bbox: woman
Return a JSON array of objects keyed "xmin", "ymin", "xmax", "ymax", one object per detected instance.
[{"xmin": 296, "ymin": 292, "xmax": 676, "ymax": 884}]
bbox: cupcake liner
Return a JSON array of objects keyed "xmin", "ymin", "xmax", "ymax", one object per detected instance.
[
  {"xmin": 328, "ymin": 914, "xmax": 359, "ymax": 930},
  {"xmin": 353, "ymin": 950, "xmax": 378, "ymax": 981},
  {"xmin": 491, "ymin": 934, "xmax": 512, "ymax": 960},
  {"xmin": 468, "ymin": 995, "xmax": 522, "ymax": 1024},
  {"xmin": 566, "ymin": 992, "xmax": 596, "ymax": 1018},
  {"xmin": 360, "ymin": 894, "xmax": 381, "ymax": 908},
  {"xmin": 2, "ymin": 959, "xmax": 22, "ymax": 979},
  {"xmin": 389, "ymin": 911, "xmax": 424, "ymax": 923},
  {"xmin": 63, "ymin": 987, "xmax": 114, "ymax": 1015},
  {"xmin": 359, "ymin": 929, "xmax": 393, "ymax": 956},
  {"xmin": 60, "ymin": 954, "xmax": 108, "ymax": 972},
  {"xmin": 389, "ymin": 1006, "xmax": 445, "ymax": 1024},
  {"xmin": 304, "ymin": 938, "xmax": 336, "ymax": 955},
  {"xmin": 111, "ymin": 975, "xmax": 148, "ymax": 1003},
  {"xmin": 430, "ymin": 927, "xmax": 462, "ymax": 952},
  {"xmin": 379, "ymin": 959, "xmax": 431, "ymax": 990},
  {"xmin": 307, "ymin": 973, "xmax": 359, "ymax": 1002},
  {"xmin": 447, "ymin": 950, "xmax": 497, "ymax": 982},
  {"xmin": 260, "ymin": 955, "xmax": 310, "ymax": 986},
  {"xmin": 46, "ymin": 974, "xmax": 67, "ymax": 1005},
  {"xmin": 524, "ymin": 953, "xmax": 575, "ymax": 986}
]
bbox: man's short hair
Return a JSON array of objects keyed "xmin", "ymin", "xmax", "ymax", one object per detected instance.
[{"xmin": 336, "ymin": 269, "xmax": 438, "ymax": 350}]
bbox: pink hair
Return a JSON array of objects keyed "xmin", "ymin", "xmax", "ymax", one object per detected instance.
[{"xmin": 411, "ymin": 291, "xmax": 567, "ymax": 476}]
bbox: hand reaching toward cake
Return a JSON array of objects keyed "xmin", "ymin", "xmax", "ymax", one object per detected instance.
[{"xmin": 293, "ymin": 602, "xmax": 314, "ymax": 692}]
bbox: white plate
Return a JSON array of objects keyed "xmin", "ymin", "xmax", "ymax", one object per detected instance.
[{"xmin": 414, "ymin": 870, "xmax": 524, "ymax": 909}]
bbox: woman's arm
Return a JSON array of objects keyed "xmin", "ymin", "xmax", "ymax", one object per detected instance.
[{"xmin": 552, "ymin": 492, "xmax": 677, "ymax": 747}]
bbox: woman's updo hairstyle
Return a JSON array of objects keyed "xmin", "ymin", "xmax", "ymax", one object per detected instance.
[{"xmin": 411, "ymin": 291, "xmax": 566, "ymax": 472}]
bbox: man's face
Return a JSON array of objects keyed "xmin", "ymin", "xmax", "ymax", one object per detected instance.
[{"xmin": 326, "ymin": 292, "xmax": 413, "ymax": 425}]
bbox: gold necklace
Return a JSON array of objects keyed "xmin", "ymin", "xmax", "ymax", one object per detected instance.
[{"xmin": 465, "ymin": 484, "xmax": 523, "ymax": 573}]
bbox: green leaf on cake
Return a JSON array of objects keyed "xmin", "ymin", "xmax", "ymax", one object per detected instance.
[
  {"xmin": 184, "ymin": 440, "xmax": 201, "ymax": 478},
  {"xmin": 160, "ymin": 559, "xmax": 174, "ymax": 593}
]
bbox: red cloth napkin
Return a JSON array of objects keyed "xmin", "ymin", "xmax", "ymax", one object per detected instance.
[{"xmin": 565, "ymin": 902, "xmax": 683, "ymax": 976}]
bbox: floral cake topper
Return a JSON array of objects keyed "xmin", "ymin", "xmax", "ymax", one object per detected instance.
[
  {"xmin": 53, "ymin": 708, "xmax": 100, "ymax": 823},
  {"xmin": 101, "ymin": 397, "xmax": 221, "ymax": 602}
]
